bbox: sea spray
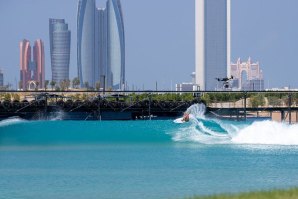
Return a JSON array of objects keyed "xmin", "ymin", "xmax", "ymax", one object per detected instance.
[
  {"xmin": 174, "ymin": 103, "xmax": 298, "ymax": 145},
  {"xmin": 0, "ymin": 117, "xmax": 25, "ymax": 127},
  {"xmin": 232, "ymin": 121, "xmax": 298, "ymax": 145}
]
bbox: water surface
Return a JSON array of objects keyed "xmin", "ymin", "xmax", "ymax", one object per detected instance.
[{"xmin": 1, "ymin": 117, "xmax": 298, "ymax": 199}]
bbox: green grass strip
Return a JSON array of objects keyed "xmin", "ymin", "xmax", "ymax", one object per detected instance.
[{"xmin": 187, "ymin": 188, "xmax": 298, "ymax": 199}]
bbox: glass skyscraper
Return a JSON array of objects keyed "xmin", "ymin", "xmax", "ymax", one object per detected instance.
[
  {"xmin": 95, "ymin": 8, "xmax": 108, "ymax": 88},
  {"xmin": 195, "ymin": 0, "xmax": 231, "ymax": 91},
  {"xmin": 77, "ymin": 0, "xmax": 96, "ymax": 88},
  {"xmin": 77, "ymin": 0, "xmax": 125, "ymax": 90},
  {"xmin": 0, "ymin": 70, "xmax": 3, "ymax": 87},
  {"xmin": 106, "ymin": 0, "xmax": 125, "ymax": 90},
  {"xmin": 49, "ymin": 19, "xmax": 71, "ymax": 84}
]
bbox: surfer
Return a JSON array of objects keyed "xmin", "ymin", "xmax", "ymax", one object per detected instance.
[
  {"xmin": 181, "ymin": 100, "xmax": 206, "ymax": 122},
  {"xmin": 182, "ymin": 113, "xmax": 190, "ymax": 122}
]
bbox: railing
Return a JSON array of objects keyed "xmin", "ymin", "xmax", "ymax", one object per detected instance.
[{"xmin": 0, "ymin": 90, "xmax": 297, "ymax": 123}]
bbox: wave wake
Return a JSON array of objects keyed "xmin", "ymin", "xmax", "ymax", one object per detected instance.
[
  {"xmin": 173, "ymin": 104, "xmax": 298, "ymax": 146},
  {"xmin": 0, "ymin": 117, "xmax": 26, "ymax": 127},
  {"xmin": 232, "ymin": 121, "xmax": 298, "ymax": 145}
]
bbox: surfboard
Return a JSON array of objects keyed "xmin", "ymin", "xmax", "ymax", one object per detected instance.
[{"xmin": 174, "ymin": 117, "xmax": 185, "ymax": 124}]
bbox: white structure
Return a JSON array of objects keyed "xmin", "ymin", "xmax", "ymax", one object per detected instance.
[
  {"xmin": 176, "ymin": 83, "xmax": 199, "ymax": 92},
  {"xmin": 195, "ymin": 0, "xmax": 231, "ymax": 91}
]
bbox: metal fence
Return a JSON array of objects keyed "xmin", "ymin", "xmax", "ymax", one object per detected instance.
[{"xmin": 0, "ymin": 90, "xmax": 297, "ymax": 123}]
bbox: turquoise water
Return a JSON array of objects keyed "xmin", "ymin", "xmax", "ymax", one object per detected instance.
[{"xmin": 1, "ymin": 117, "xmax": 298, "ymax": 199}]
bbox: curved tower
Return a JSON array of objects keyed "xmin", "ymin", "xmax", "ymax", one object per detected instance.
[
  {"xmin": 19, "ymin": 39, "xmax": 45, "ymax": 90},
  {"xmin": 77, "ymin": 0, "xmax": 96, "ymax": 87},
  {"xmin": 49, "ymin": 19, "xmax": 71, "ymax": 84},
  {"xmin": 107, "ymin": 0, "xmax": 125, "ymax": 90},
  {"xmin": 20, "ymin": 40, "xmax": 31, "ymax": 90},
  {"xmin": 33, "ymin": 39, "xmax": 45, "ymax": 88}
]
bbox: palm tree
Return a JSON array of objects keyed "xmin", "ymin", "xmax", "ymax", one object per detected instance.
[
  {"xmin": 72, "ymin": 77, "xmax": 80, "ymax": 89},
  {"xmin": 84, "ymin": 82, "xmax": 89, "ymax": 90},
  {"xmin": 95, "ymin": 81, "xmax": 101, "ymax": 91},
  {"xmin": 59, "ymin": 80, "xmax": 71, "ymax": 91},
  {"xmin": 45, "ymin": 80, "xmax": 49, "ymax": 91},
  {"xmin": 50, "ymin": 81, "xmax": 56, "ymax": 90},
  {"xmin": 35, "ymin": 82, "xmax": 39, "ymax": 91}
]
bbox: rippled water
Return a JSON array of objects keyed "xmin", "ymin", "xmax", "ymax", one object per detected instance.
[{"xmin": 1, "ymin": 115, "xmax": 298, "ymax": 199}]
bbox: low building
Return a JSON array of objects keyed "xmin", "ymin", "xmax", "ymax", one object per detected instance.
[{"xmin": 176, "ymin": 83, "xmax": 200, "ymax": 92}]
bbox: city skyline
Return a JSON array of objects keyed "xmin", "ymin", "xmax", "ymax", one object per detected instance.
[{"xmin": 0, "ymin": 0, "xmax": 298, "ymax": 89}]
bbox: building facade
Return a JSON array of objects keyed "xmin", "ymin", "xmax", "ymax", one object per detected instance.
[
  {"xmin": 19, "ymin": 39, "xmax": 45, "ymax": 90},
  {"xmin": 95, "ymin": 8, "xmax": 108, "ymax": 88},
  {"xmin": 230, "ymin": 58, "xmax": 264, "ymax": 91},
  {"xmin": 33, "ymin": 39, "xmax": 45, "ymax": 88},
  {"xmin": 0, "ymin": 70, "xmax": 3, "ymax": 87},
  {"xmin": 106, "ymin": 0, "xmax": 125, "ymax": 90},
  {"xmin": 195, "ymin": 0, "xmax": 231, "ymax": 91},
  {"xmin": 77, "ymin": 0, "xmax": 125, "ymax": 90},
  {"xmin": 49, "ymin": 19, "xmax": 71, "ymax": 84},
  {"xmin": 78, "ymin": 0, "xmax": 96, "ymax": 88}
]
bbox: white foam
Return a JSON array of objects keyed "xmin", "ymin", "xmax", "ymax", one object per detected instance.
[
  {"xmin": 0, "ymin": 117, "xmax": 25, "ymax": 127},
  {"xmin": 49, "ymin": 111, "xmax": 65, "ymax": 121},
  {"xmin": 186, "ymin": 103, "xmax": 206, "ymax": 119},
  {"xmin": 232, "ymin": 121, "xmax": 298, "ymax": 146},
  {"xmin": 173, "ymin": 103, "xmax": 298, "ymax": 146}
]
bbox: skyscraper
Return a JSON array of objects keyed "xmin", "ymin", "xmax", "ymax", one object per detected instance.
[
  {"xmin": 77, "ymin": 0, "xmax": 96, "ymax": 88},
  {"xmin": 20, "ymin": 39, "xmax": 31, "ymax": 90},
  {"xmin": 95, "ymin": 8, "xmax": 108, "ymax": 88},
  {"xmin": 77, "ymin": 0, "xmax": 125, "ymax": 90},
  {"xmin": 195, "ymin": 0, "xmax": 231, "ymax": 91},
  {"xmin": 0, "ymin": 70, "xmax": 3, "ymax": 87},
  {"xmin": 49, "ymin": 19, "xmax": 71, "ymax": 84},
  {"xmin": 19, "ymin": 39, "xmax": 45, "ymax": 90},
  {"xmin": 106, "ymin": 0, "xmax": 125, "ymax": 90},
  {"xmin": 34, "ymin": 39, "xmax": 45, "ymax": 88}
]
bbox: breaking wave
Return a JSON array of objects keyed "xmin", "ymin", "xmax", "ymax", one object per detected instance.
[
  {"xmin": 0, "ymin": 117, "xmax": 26, "ymax": 127},
  {"xmin": 173, "ymin": 103, "xmax": 298, "ymax": 146},
  {"xmin": 1, "ymin": 104, "xmax": 298, "ymax": 146}
]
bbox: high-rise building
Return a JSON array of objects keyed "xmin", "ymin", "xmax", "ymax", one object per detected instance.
[
  {"xmin": 95, "ymin": 8, "xmax": 108, "ymax": 88},
  {"xmin": 78, "ymin": 0, "xmax": 96, "ymax": 88},
  {"xmin": 195, "ymin": 0, "xmax": 231, "ymax": 91},
  {"xmin": 0, "ymin": 70, "xmax": 3, "ymax": 87},
  {"xmin": 230, "ymin": 58, "xmax": 264, "ymax": 91},
  {"xmin": 49, "ymin": 19, "xmax": 71, "ymax": 84},
  {"xmin": 77, "ymin": 0, "xmax": 125, "ymax": 90},
  {"xmin": 106, "ymin": 0, "xmax": 125, "ymax": 90},
  {"xmin": 19, "ymin": 39, "xmax": 45, "ymax": 90},
  {"xmin": 34, "ymin": 39, "xmax": 45, "ymax": 88},
  {"xmin": 20, "ymin": 39, "xmax": 31, "ymax": 90}
]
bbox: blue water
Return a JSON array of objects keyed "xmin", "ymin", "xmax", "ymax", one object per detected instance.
[{"xmin": 1, "ymin": 118, "xmax": 298, "ymax": 199}]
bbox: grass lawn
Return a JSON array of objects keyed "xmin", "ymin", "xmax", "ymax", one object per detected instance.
[{"xmin": 187, "ymin": 188, "xmax": 298, "ymax": 199}]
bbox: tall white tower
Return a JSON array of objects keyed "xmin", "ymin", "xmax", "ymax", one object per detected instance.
[{"xmin": 195, "ymin": 0, "xmax": 231, "ymax": 90}]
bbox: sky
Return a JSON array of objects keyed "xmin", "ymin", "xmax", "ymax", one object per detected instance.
[{"xmin": 0, "ymin": 0, "xmax": 298, "ymax": 90}]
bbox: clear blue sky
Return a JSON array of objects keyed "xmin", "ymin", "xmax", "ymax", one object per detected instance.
[{"xmin": 0, "ymin": 0, "xmax": 298, "ymax": 89}]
